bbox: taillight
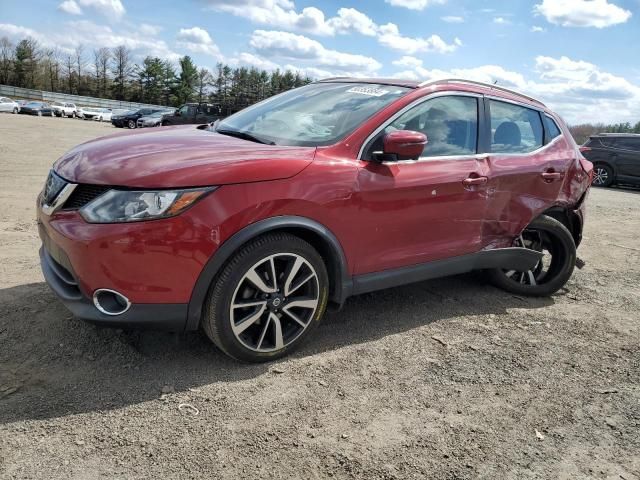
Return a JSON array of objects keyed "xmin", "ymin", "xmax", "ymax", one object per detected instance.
[{"xmin": 579, "ymin": 146, "xmax": 591, "ymax": 153}]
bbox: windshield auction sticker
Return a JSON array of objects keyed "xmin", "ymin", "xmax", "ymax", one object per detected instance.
[{"xmin": 347, "ymin": 86, "xmax": 390, "ymax": 97}]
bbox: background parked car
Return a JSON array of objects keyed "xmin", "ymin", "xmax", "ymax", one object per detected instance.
[
  {"xmin": 0, "ymin": 96, "xmax": 20, "ymax": 113},
  {"xmin": 581, "ymin": 134, "xmax": 640, "ymax": 187},
  {"xmin": 18, "ymin": 101, "xmax": 53, "ymax": 116},
  {"xmin": 80, "ymin": 107, "xmax": 113, "ymax": 121},
  {"xmin": 51, "ymin": 102, "xmax": 77, "ymax": 118},
  {"xmin": 136, "ymin": 109, "xmax": 176, "ymax": 128},
  {"xmin": 111, "ymin": 107, "xmax": 164, "ymax": 128},
  {"xmin": 161, "ymin": 102, "xmax": 222, "ymax": 126},
  {"xmin": 93, "ymin": 108, "xmax": 113, "ymax": 122}
]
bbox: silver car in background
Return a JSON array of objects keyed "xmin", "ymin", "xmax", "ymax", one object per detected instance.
[
  {"xmin": 0, "ymin": 97, "xmax": 20, "ymax": 114},
  {"xmin": 136, "ymin": 109, "xmax": 176, "ymax": 128}
]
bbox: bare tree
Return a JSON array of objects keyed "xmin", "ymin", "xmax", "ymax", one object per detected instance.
[
  {"xmin": 93, "ymin": 47, "xmax": 110, "ymax": 97},
  {"xmin": 111, "ymin": 45, "xmax": 131, "ymax": 100},
  {"xmin": 64, "ymin": 54, "xmax": 75, "ymax": 94},
  {"xmin": 0, "ymin": 36, "xmax": 15, "ymax": 85},
  {"xmin": 74, "ymin": 45, "xmax": 85, "ymax": 94},
  {"xmin": 42, "ymin": 48, "xmax": 61, "ymax": 92},
  {"xmin": 197, "ymin": 67, "xmax": 213, "ymax": 103}
]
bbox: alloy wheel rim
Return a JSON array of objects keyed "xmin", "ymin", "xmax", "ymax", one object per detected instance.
[
  {"xmin": 230, "ymin": 253, "xmax": 319, "ymax": 353},
  {"xmin": 503, "ymin": 230, "xmax": 562, "ymax": 287},
  {"xmin": 593, "ymin": 167, "xmax": 608, "ymax": 185}
]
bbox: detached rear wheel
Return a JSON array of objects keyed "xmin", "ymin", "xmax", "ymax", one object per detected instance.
[
  {"xmin": 203, "ymin": 233, "xmax": 329, "ymax": 362},
  {"xmin": 488, "ymin": 215, "xmax": 576, "ymax": 297}
]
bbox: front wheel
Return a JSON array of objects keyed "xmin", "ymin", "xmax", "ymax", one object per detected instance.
[
  {"xmin": 202, "ymin": 233, "xmax": 329, "ymax": 362},
  {"xmin": 12, "ymin": 107, "xmax": 18, "ymax": 114},
  {"xmin": 127, "ymin": 119, "xmax": 136, "ymax": 129},
  {"xmin": 487, "ymin": 215, "xmax": 576, "ymax": 297}
]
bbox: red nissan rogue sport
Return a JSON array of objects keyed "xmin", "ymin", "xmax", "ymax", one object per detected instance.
[{"xmin": 37, "ymin": 78, "xmax": 593, "ymax": 362}]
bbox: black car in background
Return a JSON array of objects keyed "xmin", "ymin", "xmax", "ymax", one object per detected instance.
[
  {"xmin": 581, "ymin": 134, "xmax": 640, "ymax": 187},
  {"xmin": 111, "ymin": 107, "xmax": 164, "ymax": 129},
  {"xmin": 161, "ymin": 103, "xmax": 223, "ymax": 126},
  {"xmin": 19, "ymin": 101, "xmax": 54, "ymax": 116}
]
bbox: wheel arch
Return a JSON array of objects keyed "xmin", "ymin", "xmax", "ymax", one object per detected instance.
[
  {"xmin": 538, "ymin": 206, "xmax": 583, "ymax": 247},
  {"xmin": 185, "ymin": 215, "xmax": 352, "ymax": 331}
]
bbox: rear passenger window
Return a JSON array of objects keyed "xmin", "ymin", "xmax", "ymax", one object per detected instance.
[
  {"xmin": 616, "ymin": 138, "xmax": 640, "ymax": 151},
  {"xmin": 543, "ymin": 115, "xmax": 562, "ymax": 142},
  {"xmin": 490, "ymin": 100, "xmax": 543, "ymax": 154},
  {"xmin": 383, "ymin": 95, "xmax": 479, "ymax": 157}
]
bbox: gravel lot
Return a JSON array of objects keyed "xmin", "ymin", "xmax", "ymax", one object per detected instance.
[{"xmin": 0, "ymin": 114, "xmax": 638, "ymax": 480}]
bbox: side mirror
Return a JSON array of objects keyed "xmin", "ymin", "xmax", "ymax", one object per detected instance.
[{"xmin": 382, "ymin": 130, "xmax": 427, "ymax": 161}]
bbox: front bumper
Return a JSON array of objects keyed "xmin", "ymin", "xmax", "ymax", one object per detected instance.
[{"xmin": 39, "ymin": 244, "xmax": 188, "ymax": 330}]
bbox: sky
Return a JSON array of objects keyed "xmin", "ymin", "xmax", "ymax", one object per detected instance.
[{"xmin": 1, "ymin": 0, "xmax": 639, "ymax": 124}]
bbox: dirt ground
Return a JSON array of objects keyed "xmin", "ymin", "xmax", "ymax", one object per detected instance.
[{"xmin": 0, "ymin": 114, "xmax": 638, "ymax": 480}]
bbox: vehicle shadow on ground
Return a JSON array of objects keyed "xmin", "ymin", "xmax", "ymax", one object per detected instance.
[{"xmin": 0, "ymin": 274, "xmax": 553, "ymax": 424}]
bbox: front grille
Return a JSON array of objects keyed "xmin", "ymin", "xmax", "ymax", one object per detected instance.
[{"xmin": 63, "ymin": 184, "xmax": 111, "ymax": 210}]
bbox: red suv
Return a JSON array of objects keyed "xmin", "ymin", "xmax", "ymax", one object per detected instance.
[{"xmin": 38, "ymin": 78, "xmax": 593, "ymax": 362}]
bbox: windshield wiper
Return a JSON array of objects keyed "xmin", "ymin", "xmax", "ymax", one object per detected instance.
[{"xmin": 215, "ymin": 128, "xmax": 275, "ymax": 145}]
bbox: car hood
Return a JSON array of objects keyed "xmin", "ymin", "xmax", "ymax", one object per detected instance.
[{"xmin": 54, "ymin": 125, "xmax": 317, "ymax": 188}]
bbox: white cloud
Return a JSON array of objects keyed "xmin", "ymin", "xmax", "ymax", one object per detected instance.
[
  {"xmin": 326, "ymin": 8, "xmax": 378, "ymax": 36},
  {"xmin": 392, "ymin": 56, "xmax": 424, "ymax": 68},
  {"xmin": 391, "ymin": 55, "xmax": 640, "ymax": 124},
  {"xmin": 493, "ymin": 17, "xmax": 511, "ymax": 25},
  {"xmin": 530, "ymin": 25, "xmax": 546, "ymax": 32},
  {"xmin": 176, "ymin": 27, "xmax": 222, "ymax": 59},
  {"xmin": 0, "ymin": 21, "xmax": 181, "ymax": 61},
  {"xmin": 58, "ymin": 0, "xmax": 82, "ymax": 15},
  {"xmin": 234, "ymin": 52, "xmax": 280, "ymax": 71},
  {"xmin": 384, "ymin": 0, "xmax": 446, "ymax": 11},
  {"xmin": 249, "ymin": 30, "xmax": 381, "ymax": 75},
  {"xmin": 378, "ymin": 23, "xmax": 461, "ymax": 55},
  {"xmin": 139, "ymin": 23, "xmax": 162, "ymax": 36},
  {"xmin": 534, "ymin": 0, "xmax": 631, "ymax": 28},
  {"xmin": 442, "ymin": 16, "xmax": 464, "ymax": 23}
]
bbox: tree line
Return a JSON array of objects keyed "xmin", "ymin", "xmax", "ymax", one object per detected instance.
[
  {"xmin": 569, "ymin": 122, "xmax": 640, "ymax": 145},
  {"xmin": 0, "ymin": 36, "xmax": 312, "ymax": 113}
]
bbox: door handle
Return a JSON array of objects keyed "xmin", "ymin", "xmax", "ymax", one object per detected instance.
[
  {"xmin": 462, "ymin": 176, "xmax": 488, "ymax": 186},
  {"xmin": 541, "ymin": 171, "xmax": 563, "ymax": 181}
]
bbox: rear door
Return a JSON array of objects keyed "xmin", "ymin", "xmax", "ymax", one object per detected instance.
[
  {"xmin": 484, "ymin": 99, "xmax": 570, "ymax": 243},
  {"xmin": 613, "ymin": 137, "xmax": 640, "ymax": 181}
]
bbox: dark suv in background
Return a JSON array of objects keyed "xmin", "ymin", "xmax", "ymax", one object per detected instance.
[
  {"xmin": 111, "ymin": 107, "xmax": 164, "ymax": 129},
  {"xmin": 581, "ymin": 134, "xmax": 640, "ymax": 187},
  {"xmin": 161, "ymin": 102, "xmax": 223, "ymax": 126}
]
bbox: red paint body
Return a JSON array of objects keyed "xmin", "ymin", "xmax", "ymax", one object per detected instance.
[{"xmin": 38, "ymin": 80, "xmax": 592, "ymax": 313}]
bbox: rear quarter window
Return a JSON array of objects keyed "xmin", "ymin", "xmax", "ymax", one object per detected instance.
[{"xmin": 543, "ymin": 116, "xmax": 562, "ymax": 142}]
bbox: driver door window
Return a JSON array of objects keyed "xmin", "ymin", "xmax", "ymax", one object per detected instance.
[{"xmin": 367, "ymin": 96, "xmax": 479, "ymax": 160}]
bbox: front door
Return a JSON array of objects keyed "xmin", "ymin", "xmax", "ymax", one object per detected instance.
[{"xmin": 355, "ymin": 94, "xmax": 490, "ymax": 275}]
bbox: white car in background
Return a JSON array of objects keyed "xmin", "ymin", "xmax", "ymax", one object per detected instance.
[
  {"xmin": 80, "ymin": 107, "xmax": 114, "ymax": 122},
  {"xmin": 0, "ymin": 96, "xmax": 21, "ymax": 114},
  {"xmin": 51, "ymin": 102, "xmax": 78, "ymax": 117},
  {"xmin": 93, "ymin": 108, "xmax": 113, "ymax": 122}
]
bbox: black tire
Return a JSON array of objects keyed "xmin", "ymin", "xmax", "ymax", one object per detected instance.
[
  {"xmin": 202, "ymin": 233, "xmax": 329, "ymax": 362},
  {"xmin": 127, "ymin": 119, "xmax": 136, "ymax": 129},
  {"xmin": 487, "ymin": 215, "xmax": 576, "ymax": 297},
  {"xmin": 592, "ymin": 163, "xmax": 613, "ymax": 187}
]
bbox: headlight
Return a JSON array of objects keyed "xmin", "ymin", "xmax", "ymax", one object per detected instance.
[{"xmin": 80, "ymin": 187, "xmax": 215, "ymax": 223}]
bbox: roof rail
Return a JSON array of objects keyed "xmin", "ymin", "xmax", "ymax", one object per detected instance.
[{"xmin": 419, "ymin": 78, "xmax": 545, "ymax": 107}]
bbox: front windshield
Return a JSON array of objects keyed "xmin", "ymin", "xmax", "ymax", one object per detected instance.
[{"xmin": 216, "ymin": 82, "xmax": 410, "ymax": 147}]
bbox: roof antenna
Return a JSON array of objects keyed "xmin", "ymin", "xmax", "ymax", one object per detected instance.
[{"xmin": 493, "ymin": 80, "xmax": 498, "ymax": 85}]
